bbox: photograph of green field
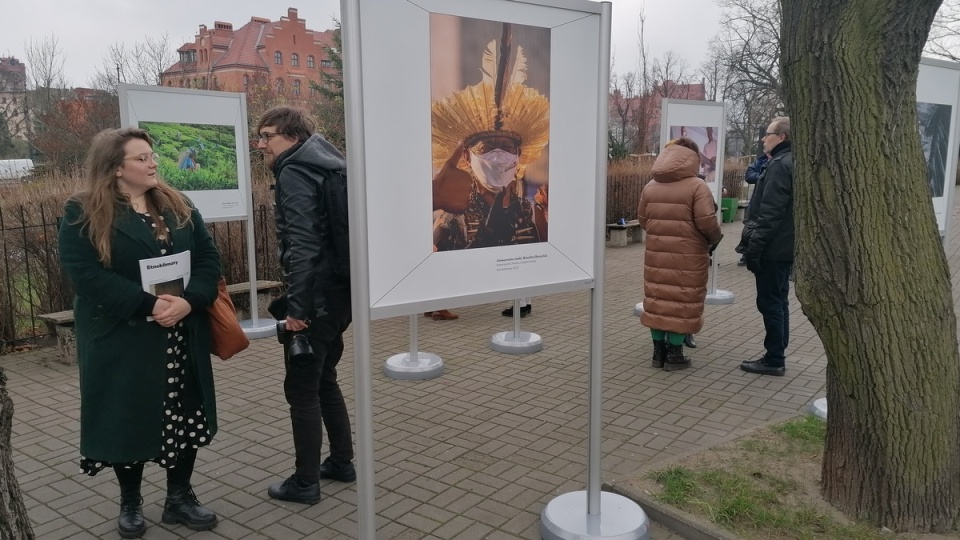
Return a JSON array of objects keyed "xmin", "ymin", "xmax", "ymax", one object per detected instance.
[{"xmin": 140, "ymin": 121, "xmax": 239, "ymax": 191}]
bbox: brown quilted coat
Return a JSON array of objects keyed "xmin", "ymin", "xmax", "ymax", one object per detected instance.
[{"xmin": 637, "ymin": 145, "xmax": 723, "ymax": 334}]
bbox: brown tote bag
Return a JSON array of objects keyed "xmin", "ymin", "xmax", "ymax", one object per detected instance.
[{"xmin": 208, "ymin": 277, "xmax": 249, "ymax": 360}]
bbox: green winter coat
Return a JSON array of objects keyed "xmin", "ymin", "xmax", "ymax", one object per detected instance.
[{"xmin": 58, "ymin": 199, "xmax": 221, "ymax": 463}]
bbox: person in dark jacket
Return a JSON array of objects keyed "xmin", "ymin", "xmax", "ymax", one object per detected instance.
[
  {"xmin": 739, "ymin": 117, "xmax": 794, "ymax": 376},
  {"xmin": 256, "ymin": 106, "xmax": 356, "ymax": 505},
  {"xmin": 58, "ymin": 128, "xmax": 222, "ymax": 538},
  {"xmin": 737, "ymin": 151, "xmax": 769, "ymax": 266}
]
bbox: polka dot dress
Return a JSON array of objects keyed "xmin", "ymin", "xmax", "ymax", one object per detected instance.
[{"xmin": 80, "ymin": 212, "xmax": 211, "ymax": 476}]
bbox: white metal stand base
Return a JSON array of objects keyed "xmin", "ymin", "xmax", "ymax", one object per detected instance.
[
  {"xmin": 490, "ymin": 331, "xmax": 543, "ymax": 354},
  {"xmin": 705, "ymin": 289, "xmax": 735, "ymax": 304},
  {"xmin": 239, "ymin": 318, "xmax": 277, "ymax": 339},
  {"xmin": 540, "ymin": 491, "xmax": 650, "ymax": 540},
  {"xmin": 633, "ymin": 303, "xmax": 643, "ymax": 317},
  {"xmin": 383, "ymin": 352, "xmax": 444, "ymax": 380},
  {"xmin": 811, "ymin": 397, "xmax": 828, "ymax": 419}
]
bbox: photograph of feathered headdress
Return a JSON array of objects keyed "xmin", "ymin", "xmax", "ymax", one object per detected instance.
[{"xmin": 432, "ymin": 23, "xmax": 550, "ymax": 176}]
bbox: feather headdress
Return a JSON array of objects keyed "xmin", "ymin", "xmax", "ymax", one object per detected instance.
[{"xmin": 432, "ymin": 23, "xmax": 550, "ymax": 175}]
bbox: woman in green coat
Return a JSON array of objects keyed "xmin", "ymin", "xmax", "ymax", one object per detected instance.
[{"xmin": 58, "ymin": 128, "xmax": 221, "ymax": 538}]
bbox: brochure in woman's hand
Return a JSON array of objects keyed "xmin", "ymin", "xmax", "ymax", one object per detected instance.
[{"xmin": 139, "ymin": 251, "xmax": 190, "ymax": 321}]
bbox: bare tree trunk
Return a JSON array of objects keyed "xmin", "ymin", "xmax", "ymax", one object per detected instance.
[
  {"xmin": 0, "ymin": 368, "xmax": 34, "ymax": 539},
  {"xmin": 781, "ymin": 0, "xmax": 960, "ymax": 531}
]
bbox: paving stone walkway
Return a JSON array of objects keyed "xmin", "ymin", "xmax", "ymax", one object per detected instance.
[{"xmin": 6, "ymin": 201, "xmax": 960, "ymax": 539}]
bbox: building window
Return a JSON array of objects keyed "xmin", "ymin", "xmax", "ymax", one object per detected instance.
[
  {"xmin": 307, "ymin": 55, "xmax": 315, "ymax": 69},
  {"xmin": 291, "ymin": 53, "xmax": 299, "ymax": 67},
  {"xmin": 293, "ymin": 80, "xmax": 301, "ymax": 96},
  {"xmin": 310, "ymin": 84, "xmax": 318, "ymax": 97},
  {"xmin": 320, "ymin": 59, "xmax": 332, "ymax": 68},
  {"xmin": 274, "ymin": 51, "xmax": 282, "ymax": 65},
  {"xmin": 276, "ymin": 78, "xmax": 284, "ymax": 95},
  {"xmin": 243, "ymin": 75, "xmax": 249, "ymax": 90}
]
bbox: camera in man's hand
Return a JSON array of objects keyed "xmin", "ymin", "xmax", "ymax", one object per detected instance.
[{"xmin": 276, "ymin": 321, "xmax": 314, "ymax": 363}]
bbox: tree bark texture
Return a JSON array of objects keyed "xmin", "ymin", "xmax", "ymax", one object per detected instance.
[
  {"xmin": 0, "ymin": 368, "xmax": 33, "ymax": 539},
  {"xmin": 781, "ymin": 0, "xmax": 960, "ymax": 531}
]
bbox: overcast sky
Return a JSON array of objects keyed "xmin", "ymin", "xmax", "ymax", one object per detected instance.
[{"xmin": 3, "ymin": 0, "xmax": 723, "ymax": 87}]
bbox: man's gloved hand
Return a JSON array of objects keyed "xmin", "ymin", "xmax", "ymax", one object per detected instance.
[{"xmin": 745, "ymin": 256, "xmax": 762, "ymax": 274}]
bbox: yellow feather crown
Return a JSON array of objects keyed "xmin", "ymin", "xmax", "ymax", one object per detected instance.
[{"xmin": 431, "ymin": 81, "xmax": 550, "ymax": 175}]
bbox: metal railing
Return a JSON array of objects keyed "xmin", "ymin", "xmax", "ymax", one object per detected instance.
[{"xmin": 0, "ymin": 204, "xmax": 280, "ymax": 352}]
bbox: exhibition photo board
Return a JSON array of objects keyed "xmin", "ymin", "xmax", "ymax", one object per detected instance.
[
  {"xmin": 917, "ymin": 58, "xmax": 960, "ymax": 237},
  {"xmin": 659, "ymin": 99, "xmax": 727, "ymax": 204},
  {"xmin": 118, "ymin": 84, "xmax": 252, "ymax": 222},
  {"xmin": 356, "ymin": 0, "xmax": 604, "ymax": 320}
]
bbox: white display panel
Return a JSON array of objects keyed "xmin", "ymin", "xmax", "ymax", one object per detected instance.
[
  {"xmin": 659, "ymin": 99, "xmax": 728, "ymax": 204},
  {"xmin": 917, "ymin": 58, "xmax": 960, "ymax": 237},
  {"xmin": 118, "ymin": 84, "xmax": 252, "ymax": 222},
  {"xmin": 357, "ymin": 0, "xmax": 602, "ymax": 319}
]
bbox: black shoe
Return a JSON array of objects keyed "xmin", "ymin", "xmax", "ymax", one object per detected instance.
[
  {"xmin": 737, "ymin": 257, "xmax": 747, "ymax": 267},
  {"xmin": 501, "ymin": 304, "xmax": 532, "ymax": 317},
  {"xmin": 319, "ymin": 458, "xmax": 357, "ymax": 483},
  {"xmin": 118, "ymin": 494, "xmax": 145, "ymax": 539},
  {"xmin": 268, "ymin": 475, "xmax": 321, "ymax": 505},
  {"xmin": 740, "ymin": 358, "xmax": 785, "ymax": 376},
  {"xmin": 683, "ymin": 334, "xmax": 697, "ymax": 348},
  {"xmin": 161, "ymin": 484, "xmax": 218, "ymax": 531}
]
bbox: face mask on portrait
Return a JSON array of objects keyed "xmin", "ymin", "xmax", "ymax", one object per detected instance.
[{"xmin": 469, "ymin": 149, "xmax": 518, "ymax": 189}]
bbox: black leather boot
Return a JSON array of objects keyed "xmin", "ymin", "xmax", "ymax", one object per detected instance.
[
  {"xmin": 651, "ymin": 340, "xmax": 667, "ymax": 368},
  {"xmin": 117, "ymin": 489, "xmax": 145, "ymax": 539},
  {"xmin": 664, "ymin": 343, "xmax": 691, "ymax": 371},
  {"xmin": 161, "ymin": 484, "xmax": 218, "ymax": 531}
]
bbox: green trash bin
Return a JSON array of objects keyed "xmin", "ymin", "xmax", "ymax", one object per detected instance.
[{"xmin": 720, "ymin": 198, "xmax": 737, "ymax": 223}]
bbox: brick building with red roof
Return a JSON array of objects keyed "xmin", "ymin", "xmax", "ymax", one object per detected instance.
[{"xmin": 161, "ymin": 7, "xmax": 336, "ymax": 97}]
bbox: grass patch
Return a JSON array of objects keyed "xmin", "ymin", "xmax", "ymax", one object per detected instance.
[
  {"xmin": 650, "ymin": 466, "xmax": 697, "ymax": 504},
  {"xmin": 643, "ymin": 415, "xmax": 898, "ymax": 540}
]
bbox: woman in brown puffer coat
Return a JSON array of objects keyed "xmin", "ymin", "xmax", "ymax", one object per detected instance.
[{"xmin": 637, "ymin": 138, "xmax": 723, "ymax": 370}]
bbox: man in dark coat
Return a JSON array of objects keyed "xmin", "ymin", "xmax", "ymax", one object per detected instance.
[
  {"xmin": 256, "ymin": 106, "xmax": 356, "ymax": 505},
  {"xmin": 740, "ymin": 116, "xmax": 794, "ymax": 376},
  {"xmin": 737, "ymin": 150, "xmax": 769, "ymax": 266}
]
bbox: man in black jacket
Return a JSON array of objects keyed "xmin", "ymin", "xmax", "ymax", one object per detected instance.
[
  {"xmin": 256, "ymin": 106, "xmax": 356, "ymax": 504},
  {"xmin": 740, "ymin": 117, "xmax": 794, "ymax": 376}
]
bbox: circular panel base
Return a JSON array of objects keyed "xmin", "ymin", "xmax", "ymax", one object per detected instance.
[
  {"xmin": 811, "ymin": 397, "xmax": 828, "ymax": 420},
  {"xmin": 705, "ymin": 289, "xmax": 735, "ymax": 305},
  {"xmin": 383, "ymin": 352, "xmax": 444, "ymax": 380},
  {"xmin": 239, "ymin": 319, "xmax": 278, "ymax": 339},
  {"xmin": 540, "ymin": 491, "xmax": 650, "ymax": 540},
  {"xmin": 490, "ymin": 331, "xmax": 543, "ymax": 354}
]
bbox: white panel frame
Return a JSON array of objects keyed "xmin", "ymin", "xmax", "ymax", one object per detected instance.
[
  {"xmin": 918, "ymin": 57, "xmax": 960, "ymax": 238},
  {"xmin": 118, "ymin": 84, "xmax": 252, "ymax": 223},
  {"xmin": 659, "ymin": 99, "xmax": 728, "ymax": 204},
  {"xmin": 358, "ymin": 0, "xmax": 602, "ymax": 319}
]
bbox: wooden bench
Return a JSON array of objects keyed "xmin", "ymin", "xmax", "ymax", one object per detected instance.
[
  {"xmin": 606, "ymin": 219, "xmax": 643, "ymax": 247},
  {"xmin": 37, "ymin": 280, "xmax": 284, "ymax": 366}
]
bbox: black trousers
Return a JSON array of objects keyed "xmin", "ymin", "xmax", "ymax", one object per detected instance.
[
  {"xmin": 284, "ymin": 286, "xmax": 354, "ymax": 483},
  {"xmin": 754, "ymin": 259, "xmax": 792, "ymax": 366}
]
